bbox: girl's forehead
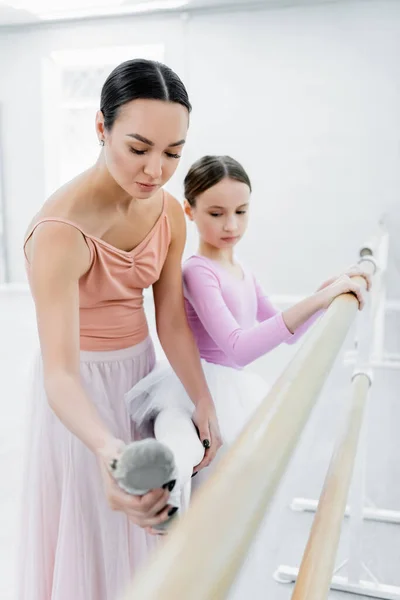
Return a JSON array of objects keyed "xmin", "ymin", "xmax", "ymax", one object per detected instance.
[{"xmin": 198, "ymin": 180, "xmax": 250, "ymax": 207}]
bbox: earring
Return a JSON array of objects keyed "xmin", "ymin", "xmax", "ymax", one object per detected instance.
[{"xmin": 99, "ymin": 139, "xmax": 105, "ymax": 146}]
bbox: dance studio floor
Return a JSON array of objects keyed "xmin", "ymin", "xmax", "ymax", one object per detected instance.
[{"xmin": 1, "ymin": 289, "xmax": 399, "ymax": 600}]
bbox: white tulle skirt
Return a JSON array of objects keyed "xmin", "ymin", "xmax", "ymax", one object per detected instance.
[
  {"xmin": 125, "ymin": 359, "xmax": 270, "ymax": 445},
  {"xmin": 125, "ymin": 359, "xmax": 273, "ymax": 598},
  {"xmin": 126, "ymin": 360, "xmax": 270, "ymax": 499},
  {"xmin": 126, "ymin": 359, "xmax": 270, "ymax": 511}
]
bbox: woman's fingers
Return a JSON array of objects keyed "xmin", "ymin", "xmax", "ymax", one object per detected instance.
[{"xmin": 195, "ymin": 423, "xmax": 222, "ymax": 471}]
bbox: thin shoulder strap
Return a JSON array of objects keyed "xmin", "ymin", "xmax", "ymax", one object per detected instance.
[
  {"xmin": 24, "ymin": 217, "xmax": 93, "ymax": 262},
  {"xmin": 162, "ymin": 188, "xmax": 172, "ymax": 213}
]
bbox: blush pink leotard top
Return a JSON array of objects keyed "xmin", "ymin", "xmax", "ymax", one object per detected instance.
[
  {"xmin": 183, "ymin": 255, "xmax": 321, "ymax": 369},
  {"xmin": 24, "ymin": 192, "xmax": 171, "ymax": 351}
]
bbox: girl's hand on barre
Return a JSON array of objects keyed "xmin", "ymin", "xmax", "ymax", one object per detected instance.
[
  {"xmin": 316, "ymin": 274, "xmax": 366, "ymax": 310},
  {"xmin": 192, "ymin": 400, "xmax": 223, "ymax": 472},
  {"xmin": 316, "ymin": 264, "xmax": 372, "ymax": 294}
]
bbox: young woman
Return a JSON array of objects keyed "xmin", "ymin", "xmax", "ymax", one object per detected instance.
[{"xmin": 19, "ymin": 61, "xmax": 222, "ymax": 600}]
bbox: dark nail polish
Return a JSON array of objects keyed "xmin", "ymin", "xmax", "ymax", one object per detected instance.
[
  {"xmin": 168, "ymin": 506, "xmax": 178, "ymax": 517},
  {"xmin": 162, "ymin": 480, "xmax": 176, "ymax": 492},
  {"xmin": 203, "ymin": 439, "xmax": 211, "ymax": 449},
  {"xmin": 191, "ymin": 472, "xmax": 198, "ymax": 478}
]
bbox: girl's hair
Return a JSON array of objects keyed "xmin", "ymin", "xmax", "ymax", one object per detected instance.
[
  {"xmin": 184, "ymin": 155, "xmax": 252, "ymax": 207},
  {"xmin": 100, "ymin": 58, "xmax": 191, "ymax": 130}
]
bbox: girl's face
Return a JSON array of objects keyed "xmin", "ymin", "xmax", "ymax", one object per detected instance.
[
  {"xmin": 185, "ymin": 177, "xmax": 250, "ymax": 249},
  {"xmin": 96, "ymin": 98, "xmax": 189, "ymax": 198}
]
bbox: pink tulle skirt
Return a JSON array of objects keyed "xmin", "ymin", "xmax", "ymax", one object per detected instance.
[{"xmin": 17, "ymin": 337, "xmax": 158, "ymax": 600}]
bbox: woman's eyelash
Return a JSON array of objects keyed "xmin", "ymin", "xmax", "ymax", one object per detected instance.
[
  {"xmin": 130, "ymin": 148, "xmax": 146, "ymax": 155},
  {"xmin": 129, "ymin": 148, "xmax": 181, "ymax": 159}
]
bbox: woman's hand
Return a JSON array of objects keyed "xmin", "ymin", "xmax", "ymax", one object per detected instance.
[
  {"xmin": 317, "ymin": 264, "xmax": 372, "ymax": 294},
  {"xmin": 97, "ymin": 438, "xmax": 172, "ymax": 531},
  {"xmin": 192, "ymin": 400, "xmax": 223, "ymax": 473}
]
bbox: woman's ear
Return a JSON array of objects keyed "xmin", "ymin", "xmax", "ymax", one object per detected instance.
[
  {"xmin": 184, "ymin": 200, "xmax": 195, "ymax": 221},
  {"xmin": 95, "ymin": 110, "xmax": 106, "ymax": 144}
]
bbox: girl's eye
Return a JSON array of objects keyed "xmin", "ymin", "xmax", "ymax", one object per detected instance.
[
  {"xmin": 166, "ymin": 152, "xmax": 181, "ymax": 159},
  {"xmin": 237, "ymin": 210, "xmax": 247, "ymax": 215},
  {"xmin": 210, "ymin": 213, "xmax": 222, "ymax": 217},
  {"xmin": 130, "ymin": 147, "xmax": 146, "ymax": 155}
]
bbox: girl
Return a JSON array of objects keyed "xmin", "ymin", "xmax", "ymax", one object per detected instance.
[
  {"xmin": 19, "ymin": 61, "xmax": 222, "ymax": 600},
  {"xmin": 125, "ymin": 155, "xmax": 370, "ymax": 530}
]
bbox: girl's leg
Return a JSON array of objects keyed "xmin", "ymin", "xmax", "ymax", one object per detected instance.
[
  {"xmin": 113, "ymin": 408, "xmax": 204, "ymax": 532},
  {"xmin": 153, "ymin": 407, "xmax": 205, "ymax": 510}
]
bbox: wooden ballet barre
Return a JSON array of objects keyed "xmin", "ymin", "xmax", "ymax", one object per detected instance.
[
  {"xmin": 275, "ymin": 230, "xmax": 399, "ymax": 599},
  {"xmin": 291, "ymin": 257, "xmax": 378, "ymax": 600},
  {"xmin": 290, "ymin": 373, "xmax": 371, "ymax": 600},
  {"xmin": 292, "ymin": 254, "xmax": 380, "ymax": 600},
  {"xmin": 121, "ymin": 261, "xmax": 375, "ymax": 600}
]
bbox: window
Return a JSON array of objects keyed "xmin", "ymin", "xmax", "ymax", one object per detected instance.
[{"xmin": 43, "ymin": 44, "xmax": 164, "ymax": 194}]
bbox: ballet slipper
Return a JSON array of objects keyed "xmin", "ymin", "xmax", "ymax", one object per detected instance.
[{"xmin": 110, "ymin": 438, "xmax": 178, "ymax": 531}]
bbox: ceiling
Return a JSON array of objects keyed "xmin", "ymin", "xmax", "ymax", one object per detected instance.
[{"xmin": 0, "ymin": 0, "xmax": 357, "ymax": 27}]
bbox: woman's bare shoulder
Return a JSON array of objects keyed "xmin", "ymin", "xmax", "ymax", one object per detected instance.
[
  {"xmin": 24, "ymin": 174, "xmax": 92, "ymax": 270},
  {"xmin": 25, "ymin": 169, "xmax": 94, "ymax": 231},
  {"xmin": 164, "ymin": 191, "xmax": 185, "ymax": 235}
]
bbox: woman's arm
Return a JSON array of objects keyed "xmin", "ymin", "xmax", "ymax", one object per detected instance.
[
  {"xmin": 29, "ymin": 222, "xmax": 114, "ymax": 454},
  {"xmin": 153, "ymin": 197, "xmax": 222, "ymax": 468},
  {"xmin": 28, "ymin": 222, "xmax": 171, "ymax": 528},
  {"xmin": 153, "ymin": 199, "xmax": 213, "ymax": 408}
]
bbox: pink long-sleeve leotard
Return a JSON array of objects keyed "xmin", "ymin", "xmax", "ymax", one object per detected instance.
[{"xmin": 183, "ymin": 255, "xmax": 320, "ymax": 369}]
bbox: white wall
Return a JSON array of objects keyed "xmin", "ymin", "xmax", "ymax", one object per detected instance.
[
  {"xmin": 1, "ymin": 0, "xmax": 399, "ymax": 295},
  {"xmin": 0, "ymin": 13, "xmax": 187, "ymax": 281}
]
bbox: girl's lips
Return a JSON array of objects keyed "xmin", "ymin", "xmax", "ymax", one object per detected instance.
[{"xmin": 220, "ymin": 236, "xmax": 239, "ymax": 242}]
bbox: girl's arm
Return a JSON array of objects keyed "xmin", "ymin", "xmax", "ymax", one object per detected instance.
[
  {"xmin": 254, "ymin": 278, "xmax": 323, "ymax": 344},
  {"xmin": 254, "ymin": 263, "xmax": 371, "ymax": 343},
  {"xmin": 184, "ymin": 264, "xmax": 365, "ymax": 368},
  {"xmin": 152, "ymin": 197, "xmax": 222, "ymax": 469}
]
